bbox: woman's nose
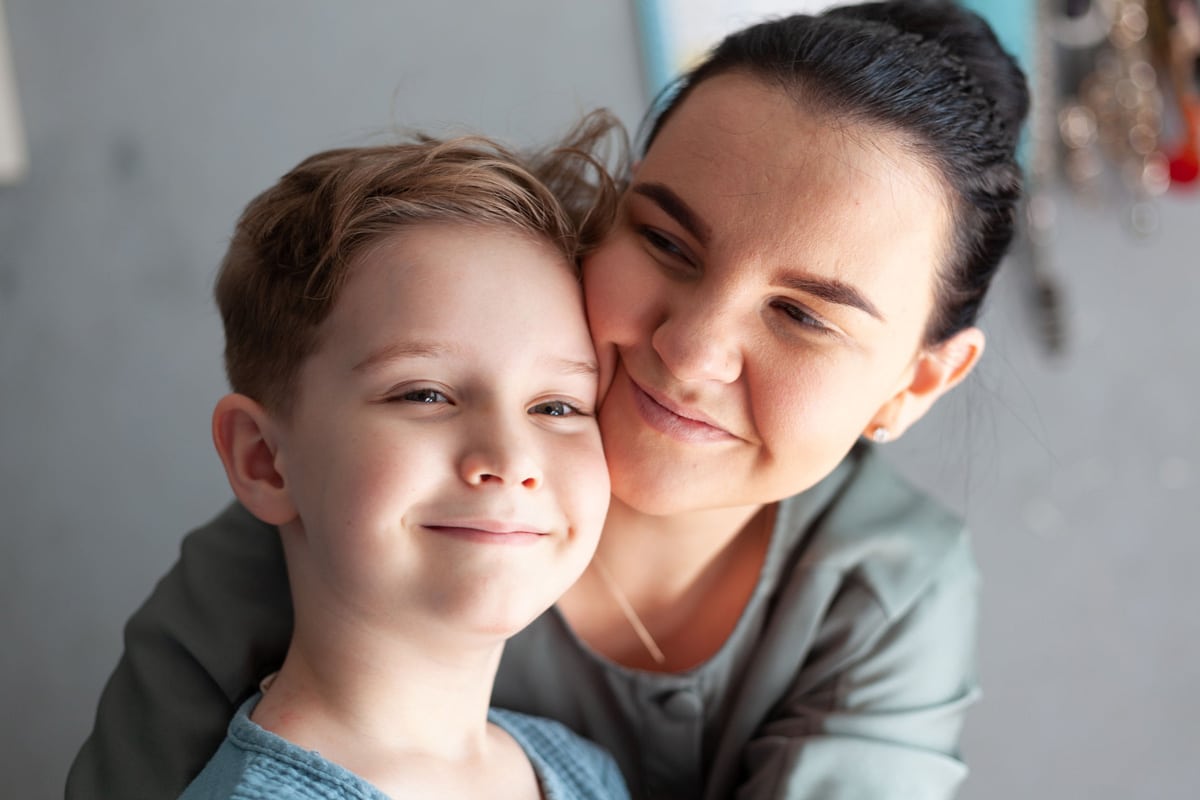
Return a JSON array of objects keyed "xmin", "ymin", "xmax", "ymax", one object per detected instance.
[
  {"xmin": 650, "ymin": 293, "xmax": 743, "ymax": 384},
  {"xmin": 458, "ymin": 421, "xmax": 543, "ymax": 490}
]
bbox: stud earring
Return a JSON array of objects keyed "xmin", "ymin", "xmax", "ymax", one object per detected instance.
[{"xmin": 870, "ymin": 425, "xmax": 890, "ymax": 444}]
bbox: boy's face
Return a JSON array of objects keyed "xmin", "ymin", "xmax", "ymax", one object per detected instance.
[{"xmin": 272, "ymin": 223, "xmax": 609, "ymax": 640}]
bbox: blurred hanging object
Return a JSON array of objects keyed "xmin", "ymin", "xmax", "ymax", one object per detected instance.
[
  {"xmin": 1054, "ymin": 0, "xmax": 1200, "ymax": 237},
  {"xmin": 961, "ymin": 1, "xmax": 1069, "ymax": 355},
  {"xmin": 0, "ymin": 0, "xmax": 28, "ymax": 184},
  {"xmin": 961, "ymin": 0, "xmax": 1077, "ymax": 355},
  {"xmin": 1020, "ymin": 0, "xmax": 1070, "ymax": 354},
  {"xmin": 1156, "ymin": 0, "xmax": 1200, "ymax": 185}
]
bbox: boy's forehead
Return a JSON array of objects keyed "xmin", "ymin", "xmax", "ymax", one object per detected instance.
[
  {"xmin": 322, "ymin": 224, "xmax": 593, "ymax": 363},
  {"xmin": 358, "ymin": 223, "xmax": 575, "ymax": 269},
  {"xmin": 344, "ymin": 225, "xmax": 578, "ymax": 299}
]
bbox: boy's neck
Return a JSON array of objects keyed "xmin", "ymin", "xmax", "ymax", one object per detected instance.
[
  {"xmin": 248, "ymin": 511, "xmax": 551, "ymax": 799},
  {"xmin": 254, "ymin": 619, "xmax": 504, "ymax": 758},
  {"xmin": 250, "ymin": 591, "xmax": 530, "ymax": 799},
  {"xmin": 253, "ymin": 637, "xmax": 540, "ymax": 797}
]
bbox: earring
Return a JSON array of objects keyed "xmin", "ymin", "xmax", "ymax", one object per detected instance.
[{"xmin": 870, "ymin": 425, "xmax": 890, "ymax": 444}]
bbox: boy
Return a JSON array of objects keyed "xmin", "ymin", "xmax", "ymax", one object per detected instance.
[{"xmin": 179, "ymin": 130, "xmax": 628, "ymax": 798}]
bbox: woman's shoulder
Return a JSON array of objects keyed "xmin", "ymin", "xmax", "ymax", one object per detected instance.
[
  {"xmin": 778, "ymin": 443, "xmax": 976, "ymax": 618},
  {"xmin": 182, "ymin": 500, "xmax": 278, "ymax": 546}
]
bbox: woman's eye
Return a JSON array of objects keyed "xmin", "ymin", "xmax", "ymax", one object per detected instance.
[
  {"xmin": 772, "ymin": 300, "xmax": 830, "ymax": 333},
  {"xmin": 638, "ymin": 226, "xmax": 691, "ymax": 264},
  {"xmin": 398, "ymin": 388, "xmax": 449, "ymax": 404},
  {"xmin": 530, "ymin": 400, "xmax": 582, "ymax": 418}
]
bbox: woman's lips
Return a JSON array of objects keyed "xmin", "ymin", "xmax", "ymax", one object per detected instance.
[{"xmin": 628, "ymin": 378, "xmax": 736, "ymax": 443}]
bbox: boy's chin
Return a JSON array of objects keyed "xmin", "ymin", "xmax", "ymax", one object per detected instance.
[{"xmin": 437, "ymin": 595, "xmax": 558, "ymax": 643}]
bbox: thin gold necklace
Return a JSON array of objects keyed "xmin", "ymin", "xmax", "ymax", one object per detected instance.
[
  {"xmin": 590, "ymin": 505, "xmax": 777, "ymax": 668},
  {"xmin": 592, "ymin": 558, "xmax": 667, "ymax": 665}
]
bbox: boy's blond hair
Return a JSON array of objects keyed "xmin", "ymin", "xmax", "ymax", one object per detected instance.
[{"xmin": 215, "ymin": 112, "xmax": 622, "ymax": 416}]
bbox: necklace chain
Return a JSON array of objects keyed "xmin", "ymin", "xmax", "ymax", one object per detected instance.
[
  {"xmin": 590, "ymin": 504, "xmax": 777, "ymax": 669},
  {"xmin": 592, "ymin": 558, "xmax": 667, "ymax": 665}
]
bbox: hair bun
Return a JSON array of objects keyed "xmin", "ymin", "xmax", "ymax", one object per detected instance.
[{"xmin": 829, "ymin": 1, "xmax": 1029, "ymax": 142}]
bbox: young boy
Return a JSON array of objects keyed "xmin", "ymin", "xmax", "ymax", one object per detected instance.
[{"xmin": 178, "ymin": 129, "xmax": 628, "ymax": 798}]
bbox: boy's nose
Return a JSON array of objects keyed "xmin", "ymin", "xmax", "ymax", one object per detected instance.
[{"xmin": 458, "ymin": 423, "xmax": 543, "ymax": 490}]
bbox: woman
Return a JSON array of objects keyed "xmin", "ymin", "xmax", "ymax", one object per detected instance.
[{"xmin": 68, "ymin": 2, "xmax": 1027, "ymax": 798}]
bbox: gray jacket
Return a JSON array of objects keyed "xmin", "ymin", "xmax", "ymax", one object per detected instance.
[{"xmin": 67, "ymin": 444, "xmax": 979, "ymax": 799}]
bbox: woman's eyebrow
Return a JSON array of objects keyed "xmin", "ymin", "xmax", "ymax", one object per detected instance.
[
  {"xmin": 632, "ymin": 181, "xmax": 883, "ymax": 322},
  {"xmin": 778, "ymin": 274, "xmax": 884, "ymax": 321},
  {"xmin": 631, "ymin": 182, "xmax": 711, "ymax": 245}
]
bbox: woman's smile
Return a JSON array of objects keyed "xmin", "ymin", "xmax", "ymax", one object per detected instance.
[{"xmin": 625, "ymin": 372, "xmax": 738, "ymax": 444}]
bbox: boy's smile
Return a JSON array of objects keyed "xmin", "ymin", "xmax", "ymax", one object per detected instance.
[{"xmin": 270, "ymin": 223, "xmax": 610, "ymax": 639}]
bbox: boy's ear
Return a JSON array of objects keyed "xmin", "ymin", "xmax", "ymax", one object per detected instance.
[
  {"xmin": 211, "ymin": 393, "xmax": 297, "ymax": 526},
  {"xmin": 866, "ymin": 326, "xmax": 985, "ymax": 441}
]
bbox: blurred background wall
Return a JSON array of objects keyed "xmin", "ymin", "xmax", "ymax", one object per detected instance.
[{"xmin": 0, "ymin": 1, "xmax": 1195, "ymax": 798}]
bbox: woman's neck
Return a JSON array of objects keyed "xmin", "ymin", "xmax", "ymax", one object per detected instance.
[
  {"xmin": 559, "ymin": 498, "xmax": 774, "ymax": 672},
  {"xmin": 594, "ymin": 497, "xmax": 767, "ymax": 606}
]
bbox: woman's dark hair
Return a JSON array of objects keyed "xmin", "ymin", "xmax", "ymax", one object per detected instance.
[{"xmin": 644, "ymin": 0, "xmax": 1029, "ymax": 344}]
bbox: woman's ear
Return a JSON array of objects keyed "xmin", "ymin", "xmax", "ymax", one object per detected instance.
[
  {"xmin": 211, "ymin": 393, "xmax": 297, "ymax": 526},
  {"xmin": 866, "ymin": 326, "xmax": 985, "ymax": 442}
]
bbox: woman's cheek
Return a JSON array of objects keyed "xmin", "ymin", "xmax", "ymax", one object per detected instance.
[
  {"xmin": 592, "ymin": 339, "xmax": 618, "ymax": 404},
  {"xmin": 582, "ymin": 245, "xmax": 624, "ymax": 346},
  {"xmin": 583, "ymin": 235, "xmax": 653, "ymax": 345}
]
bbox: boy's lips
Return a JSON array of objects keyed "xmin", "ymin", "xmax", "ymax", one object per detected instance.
[
  {"xmin": 423, "ymin": 519, "xmax": 549, "ymax": 545},
  {"xmin": 626, "ymin": 376, "xmax": 737, "ymax": 443}
]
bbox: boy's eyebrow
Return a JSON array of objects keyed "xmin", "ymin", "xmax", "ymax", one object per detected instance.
[
  {"xmin": 555, "ymin": 357, "xmax": 600, "ymax": 377},
  {"xmin": 777, "ymin": 274, "xmax": 885, "ymax": 321},
  {"xmin": 353, "ymin": 341, "xmax": 448, "ymax": 372},
  {"xmin": 354, "ymin": 342, "xmax": 599, "ymax": 377},
  {"xmin": 631, "ymin": 182, "xmax": 711, "ymax": 245}
]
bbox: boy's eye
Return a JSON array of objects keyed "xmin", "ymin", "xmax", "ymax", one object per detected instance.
[
  {"xmin": 399, "ymin": 388, "xmax": 449, "ymax": 404},
  {"xmin": 529, "ymin": 400, "xmax": 581, "ymax": 417}
]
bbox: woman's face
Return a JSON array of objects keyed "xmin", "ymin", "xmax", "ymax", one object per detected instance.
[{"xmin": 584, "ymin": 72, "xmax": 964, "ymax": 515}]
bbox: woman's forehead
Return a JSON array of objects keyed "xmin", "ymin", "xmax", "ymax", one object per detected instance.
[
  {"xmin": 647, "ymin": 72, "xmax": 940, "ymax": 192},
  {"xmin": 639, "ymin": 76, "xmax": 948, "ymax": 249},
  {"xmin": 628, "ymin": 73, "xmax": 952, "ymax": 321}
]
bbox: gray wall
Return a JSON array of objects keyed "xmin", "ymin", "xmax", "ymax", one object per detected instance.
[{"xmin": 0, "ymin": 2, "xmax": 1195, "ymax": 798}]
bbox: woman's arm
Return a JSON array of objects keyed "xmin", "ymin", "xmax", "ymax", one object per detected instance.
[
  {"xmin": 736, "ymin": 532, "xmax": 981, "ymax": 799},
  {"xmin": 66, "ymin": 502, "xmax": 292, "ymax": 800}
]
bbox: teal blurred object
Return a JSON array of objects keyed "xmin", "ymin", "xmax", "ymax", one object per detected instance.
[
  {"xmin": 959, "ymin": 0, "xmax": 1063, "ymax": 354},
  {"xmin": 634, "ymin": 1, "xmax": 1041, "ymax": 160},
  {"xmin": 634, "ymin": 0, "xmax": 672, "ymax": 104},
  {"xmin": 958, "ymin": 0, "xmax": 1037, "ymax": 164},
  {"xmin": 958, "ymin": 0, "xmax": 1035, "ymax": 74}
]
